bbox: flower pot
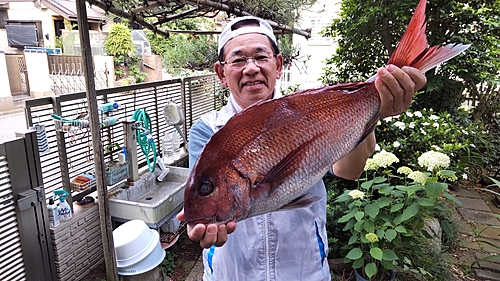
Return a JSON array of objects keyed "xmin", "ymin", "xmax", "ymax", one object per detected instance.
[{"xmin": 353, "ymin": 268, "xmax": 395, "ymax": 281}]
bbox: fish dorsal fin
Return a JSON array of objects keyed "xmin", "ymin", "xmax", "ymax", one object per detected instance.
[
  {"xmin": 279, "ymin": 193, "xmax": 322, "ymax": 210},
  {"xmin": 388, "ymin": 0, "xmax": 470, "ymax": 72}
]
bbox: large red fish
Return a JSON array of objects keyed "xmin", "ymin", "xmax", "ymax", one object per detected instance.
[{"xmin": 183, "ymin": 0, "xmax": 470, "ymax": 225}]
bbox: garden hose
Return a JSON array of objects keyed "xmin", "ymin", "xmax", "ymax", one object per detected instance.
[{"xmin": 131, "ymin": 109, "xmax": 157, "ymax": 172}]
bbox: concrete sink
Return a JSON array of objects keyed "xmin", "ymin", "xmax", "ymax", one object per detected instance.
[{"xmin": 108, "ymin": 166, "xmax": 188, "ymax": 228}]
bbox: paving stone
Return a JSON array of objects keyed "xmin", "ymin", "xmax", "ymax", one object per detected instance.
[
  {"xmin": 451, "ymin": 248, "xmax": 479, "ymax": 268},
  {"xmin": 476, "ymin": 252, "xmax": 500, "ymax": 271},
  {"xmin": 459, "ymin": 209, "xmax": 500, "ymax": 226},
  {"xmin": 453, "ymin": 188, "xmax": 483, "ymax": 199},
  {"xmin": 456, "ymin": 220, "xmax": 474, "ymax": 235},
  {"xmin": 478, "ymin": 238, "xmax": 500, "ymax": 254},
  {"xmin": 458, "ymin": 235, "xmax": 482, "ymax": 250},
  {"xmin": 475, "ymin": 268, "xmax": 500, "ymax": 281},
  {"xmin": 475, "ymin": 223, "xmax": 500, "ymax": 240},
  {"xmin": 460, "ymin": 197, "xmax": 493, "ymax": 212}
]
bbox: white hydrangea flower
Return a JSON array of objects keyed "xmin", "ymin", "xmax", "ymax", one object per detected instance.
[
  {"xmin": 431, "ymin": 145, "xmax": 441, "ymax": 151},
  {"xmin": 397, "ymin": 166, "xmax": 413, "ymax": 175},
  {"xmin": 422, "ymin": 122, "xmax": 430, "ymax": 126},
  {"xmin": 348, "ymin": 190, "xmax": 365, "ymax": 200},
  {"xmin": 364, "ymin": 158, "xmax": 379, "ymax": 171},
  {"xmin": 372, "ymin": 151, "xmax": 399, "ymax": 168},
  {"xmin": 420, "ymin": 129, "xmax": 427, "ymax": 135},
  {"xmin": 414, "ymin": 111, "xmax": 423, "ymax": 117},
  {"xmin": 429, "ymin": 115, "xmax": 439, "ymax": 120},
  {"xmin": 406, "ymin": 111, "xmax": 414, "ymax": 118},
  {"xmin": 374, "ymin": 144, "xmax": 381, "ymax": 151},
  {"xmin": 433, "ymin": 122, "xmax": 440, "ymax": 128},
  {"xmin": 418, "ymin": 151, "xmax": 450, "ymax": 171},
  {"xmin": 462, "ymin": 173, "xmax": 468, "ymax": 180},
  {"xmin": 393, "ymin": 141, "xmax": 401, "ymax": 148},
  {"xmin": 384, "ymin": 116, "xmax": 393, "ymax": 122},
  {"xmin": 394, "ymin": 121, "xmax": 406, "ymax": 130},
  {"xmin": 408, "ymin": 171, "xmax": 427, "ymax": 185},
  {"xmin": 409, "ymin": 122, "xmax": 415, "ymax": 129}
]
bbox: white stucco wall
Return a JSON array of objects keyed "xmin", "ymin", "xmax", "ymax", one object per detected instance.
[{"xmin": 284, "ymin": 1, "xmax": 340, "ymax": 90}]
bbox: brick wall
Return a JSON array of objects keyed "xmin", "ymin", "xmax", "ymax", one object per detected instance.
[{"xmin": 50, "ymin": 203, "xmax": 104, "ymax": 281}]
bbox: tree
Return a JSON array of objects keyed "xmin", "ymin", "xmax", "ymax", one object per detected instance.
[
  {"xmin": 320, "ymin": 0, "xmax": 500, "ymax": 118},
  {"xmin": 105, "ymin": 23, "xmax": 146, "ymax": 83}
]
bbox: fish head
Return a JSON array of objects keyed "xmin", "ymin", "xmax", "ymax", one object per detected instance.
[{"xmin": 183, "ymin": 164, "xmax": 252, "ymax": 226}]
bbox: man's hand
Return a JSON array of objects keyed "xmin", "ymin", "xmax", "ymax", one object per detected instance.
[
  {"xmin": 375, "ymin": 65, "xmax": 427, "ymax": 118},
  {"xmin": 177, "ymin": 209, "xmax": 237, "ymax": 248}
]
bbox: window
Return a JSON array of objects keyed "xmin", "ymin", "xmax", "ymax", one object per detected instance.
[{"xmin": 309, "ymin": 16, "xmax": 333, "ymax": 44}]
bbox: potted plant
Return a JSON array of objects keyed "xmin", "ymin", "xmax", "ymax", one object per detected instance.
[{"xmin": 335, "ymin": 150, "xmax": 461, "ymax": 281}]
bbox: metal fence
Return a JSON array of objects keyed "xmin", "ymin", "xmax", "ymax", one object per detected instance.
[
  {"xmin": 24, "ymin": 74, "xmax": 224, "ymax": 202},
  {"xmin": 48, "ymin": 55, "xmax": 110, "ymax": 95}
]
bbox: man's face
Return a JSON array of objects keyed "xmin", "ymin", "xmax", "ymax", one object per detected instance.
[{"xmin": 215, "ymin": 33, "xmax": 283, "ymax": 109}]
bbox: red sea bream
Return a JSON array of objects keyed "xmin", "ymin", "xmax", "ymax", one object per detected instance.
[{"xmin": 183, "ymin": 0, "xmax": 470, "ymax": 225}]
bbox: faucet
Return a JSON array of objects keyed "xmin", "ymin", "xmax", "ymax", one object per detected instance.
[{"xmin": 156, "ymin": 159, "xmax": 170, "ymax": 182}]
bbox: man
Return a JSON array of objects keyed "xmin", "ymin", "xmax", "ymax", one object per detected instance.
[{"xmin": 177, "ymin": 16, "xmax": 427, "ymax": 280}]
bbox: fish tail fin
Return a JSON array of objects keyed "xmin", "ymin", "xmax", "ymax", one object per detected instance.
[{"xmin": 387, "ymin": 0, "xmax": 470, "ymax": 73}]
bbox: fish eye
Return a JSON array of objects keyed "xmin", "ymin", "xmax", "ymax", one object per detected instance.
[{"xmin": 198, "ymin": 180, "xmax": 214, "ymax": 196}]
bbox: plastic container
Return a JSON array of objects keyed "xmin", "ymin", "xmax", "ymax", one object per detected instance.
[
  {"xmin": 54, "ymin": 189, "xmax": 72, "ymax": 221},
  {"xmin": 113, "ymin": 220, "xmax": 157, "ymax": 268},
  {"xmin": 117, "ymin": 235, "xmax": 165, "ymax": 276},
  {"xmin": 70, "ymin": 174, "xmax": 96, "ymax": 191},
  {"xmin": 162, "ymin": 131, "xmax": 174, "ymax": 164},
  {"xmin": 106, "ymin": 163, "xmax": 129, "ymax": 186},
  {"xmin": 171, "ymin": 129, "xmax": 181, "ymax": 160},
  {"xmin": 99, "ymin": 102, "xmax": 120, "ymax": 113},
  {"xmin": 47, "ymin": 198, "xmax": 59, "ymax": 228}
]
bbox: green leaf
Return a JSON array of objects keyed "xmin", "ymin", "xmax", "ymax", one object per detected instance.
[
  {"xmin": 346, "ymin": 248, "xmax": 363, "ymax": 260},
  {"xmin": 425, "ymin": 181, "xmax": 447, "ymax": 199},
  {"xmin": 374, "ymin": 177, "xmax": 387, "ymax": 184},
  {"xmin": 417, "ymin": 198, "xmax": 434, "ymax": 207},
  {"xmin": 395, "ymin": 225, "xmax": 407, "ymax": 233},
  {"xmin": 355, "ymin": 211, "xmax": 365, "ymax": 221},
  {"xmin": 365, "ymin": 203, "xmax": 380, "ymax": 218},
  {"xmin": 361, "ymin": 180, "xmax": 374, "ymax": 189},
  {"xmin": 352, "ymin": 258, "xmax": 364, "ymax": 269},
  {"xmin": 364, "ymin": 219, "xmax": 375, "ymax": 233},
  {"xmin": 377, "ymin": 197, "xmax": 392, "ymax": 208},
  {"xmin": 365, "ymin": 262, "xmax": 378, "ymax": 278},
  {"xmin": 370, "ymin": 247, "xmax": 383, "ymax": 261},
  {"xmin": 385, "ymin": 229, "xmax": 397, "ymax": 242},
  {"xmin": 378, "ymin": 184, "xmax": 394, "ymax": 195},
  {"xmin": 443, "ymin": 193, "xmax": 463, "ymax": 206},
  {"xmin": 338, "ymin": 213, "xmax": 354, "ymax": 223},
  {"xmin": 390, "ymin": 203, "xmax": 404, "ymax": 212},
  {"xmin": 400, "ymin": 203, "xmax": 420, "ymax": 222},
  {"xmin": 382, "ymin": 249, "xmax": 399, "ymax": 261},
  {"xmin": 348, "ymin": 235, "xmax": 358, "ymax": 245}
]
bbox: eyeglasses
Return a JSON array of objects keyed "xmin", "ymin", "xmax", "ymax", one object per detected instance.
[{"xmin": 221, "ymin": 54, "xmax": 277, "ymax": 69}]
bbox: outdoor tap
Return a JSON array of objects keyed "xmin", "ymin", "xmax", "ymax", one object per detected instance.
[{"xmin": 156, "ymin": 159, "xmax": 170, "ymax": 182}]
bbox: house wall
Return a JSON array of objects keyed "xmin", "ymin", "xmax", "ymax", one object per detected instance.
[
  {"xmin": 0, "ymin": 2, "xmax": 59, "ymax": 53},
  {"xmin": 287, "ymin": 1, "xmax": 340, "ymax": 90}
]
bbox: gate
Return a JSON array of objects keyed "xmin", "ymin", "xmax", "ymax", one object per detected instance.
[
  {"xmin": 5, "ymin": 54, "xmax": 30, "ymax": 95},
  {"xmin": 0, "ymin": 131, "xmax": 56, "ymax": 281}
]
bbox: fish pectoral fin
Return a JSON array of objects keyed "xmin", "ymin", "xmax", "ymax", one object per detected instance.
[
  {"xmin": 357, "ymin": 114, "xmax": 379, "ymax": 147},
  {"xmin": 279, "ymin": 193, "xmax": 321, "ymax": 210},
  {"xmin": 259, "ymin": 136, "xmax": 320, "ymax": 193}
]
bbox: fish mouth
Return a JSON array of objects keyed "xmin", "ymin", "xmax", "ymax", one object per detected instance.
[{"xmin": 186, "ymin": 216, "xmax": 216, "ymax": 226}]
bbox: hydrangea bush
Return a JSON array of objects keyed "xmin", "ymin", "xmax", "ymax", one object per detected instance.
[
  {"xmin": 335, "ymin": 150, "xmax": 461, "ymax": 280},
  {"xmin": 375, "ymin": 108, "xmax": 490, "ymax": 180}
]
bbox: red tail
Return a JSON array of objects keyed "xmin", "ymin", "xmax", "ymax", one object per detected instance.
[{"xmin": 388, "ymin": 0, "xmax": 470, "ymax": 72}]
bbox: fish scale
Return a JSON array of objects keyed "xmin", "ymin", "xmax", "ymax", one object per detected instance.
[{"xmin": 183, "ymin": 0, "xmax": 470, "ymax": 225}]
